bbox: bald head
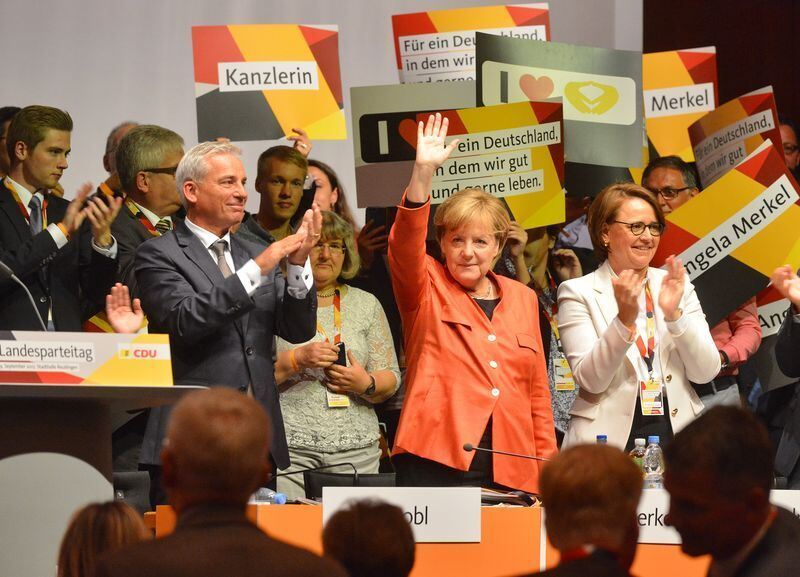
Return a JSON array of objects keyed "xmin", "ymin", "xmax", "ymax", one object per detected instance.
[{"xmin": 162, "ymin": 388, "xmax": 270, "ymax": 508}]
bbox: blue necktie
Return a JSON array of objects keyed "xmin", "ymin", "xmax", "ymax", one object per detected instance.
[{"xmin": 28, "ymin": 195, "xmax": 43, "ymax": 234}]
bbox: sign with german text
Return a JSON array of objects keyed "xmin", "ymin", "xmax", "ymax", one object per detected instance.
[
  {"xmin": 392, "ymin": 4, "xmax": 550, "ymax": 84},
  {"xmin": 652, "ymin": 141, "xmax": 800, "ymax": 326},
  {"xmin": 689, "ymin": 86, "xmax": 782, "ymax": 187},
  {"xmin": 0, "ymin": 332, "xmax": 173, "ymax": 386},
  {"xmin": 352, "ymin": 83, "xmax": 564, "ymax": 228},
  {"xmin": 643, "ymin": 47, "xmax": 717, "ymax": 161},
  {"xmin": 192, "ymin": 24, "xmax": 345, "ymax": 141},
  {"xmin": 476, "ymin": 33, "xmax": 643, "ymax": 167}
]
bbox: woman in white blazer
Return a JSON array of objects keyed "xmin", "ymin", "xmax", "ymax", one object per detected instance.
[{"xmin": 557, "ymin": 183, "xmax": 720, "ymax": 450}]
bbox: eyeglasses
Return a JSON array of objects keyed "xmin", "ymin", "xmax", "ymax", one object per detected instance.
[
  {"xmin": 647, "ymin": 186, "xmax": 693, "ymax": 200},
  {"xmin": 784, "ymin": 144, "xmax": 799, "ymax": 155},
  {"xmin": 143, "ymin": 166, "xmax": 179, "ymax": 176},
  {"xmin": 612, "ymin": 221, "xmax": 665, "ymax": 236},
  {"xmin": 311, "ymin": 241, "xmax": 346, "ymax": 254}
]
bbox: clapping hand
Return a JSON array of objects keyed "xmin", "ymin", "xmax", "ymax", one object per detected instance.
[
  {"xmin": 106, "ymin": 283, "xmax": 144, "ymax": 334},
  {"xmin": 771, "ymin": 265, "xmax": 800, "ymax": 310},
  {"xmin": 659, "ymin": 256, "xmax": 685, "ymax": 321},
  {"xmin": 551, "ymin": 248, "xmax": 582, "ymax": 282},
  {"xmin": 612, "ymin": 269, "xmax": 643, "ymax": 328}
]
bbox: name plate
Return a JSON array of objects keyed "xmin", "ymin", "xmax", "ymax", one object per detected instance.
[
  {"xmin": 770, "ymin": 490, "xmax": 800, "ymax": 518},
  {"xmin": 637, "ymin": 489, "xmax": 681, "ymax": 544},
  {"xmin": 322, "ymin": 487, "xmax": 481, "ymax": 542},
  {"xmin": 0, "ymin": 331, "xmax": 172, "ymax": 386}
]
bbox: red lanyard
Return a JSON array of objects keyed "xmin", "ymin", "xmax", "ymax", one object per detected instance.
[
  {"xmin": 125, "ymin": 197, "xmax": 159, "ymax": 237},
  {"xmin": 316, "ymin": 289, "xmax": 341, "ymax": 344},
  {"xmin": 634, "ymin": 282, "xmax": 656, "ymax": 373},
  {"xmin": 6, "ymin": 178, "xmax": 49, "ymax": 229},
  {"xmin": 537, "ymin": 271, "xmax": 564, "ymax": 352}
]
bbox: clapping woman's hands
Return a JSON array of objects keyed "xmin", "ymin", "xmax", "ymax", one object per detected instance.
[{"xmin": 659, "ymin": 256, "xmax": 686, "ymax": 321}]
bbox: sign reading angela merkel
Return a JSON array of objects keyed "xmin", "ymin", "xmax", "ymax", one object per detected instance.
[
  {"xmin": 191, "ymin": 24, "xmax": 346, "ymax": 142},
  {"xmin": 652, "ymin": 140, "xmax": 800, "ymax": 326}
]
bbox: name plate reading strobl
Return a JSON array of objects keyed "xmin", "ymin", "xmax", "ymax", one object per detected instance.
[{"xmin": 322, "ymin": 487, "xmax": 481, "ymax": 543}]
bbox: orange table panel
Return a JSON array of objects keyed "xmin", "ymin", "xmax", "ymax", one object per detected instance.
[{"xmin": 155, "ymin": 505, "xmax": 709, "ymax": 577}]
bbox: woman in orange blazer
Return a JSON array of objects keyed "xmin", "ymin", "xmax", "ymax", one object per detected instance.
[{"xmin": 389, "ymin": 113, "xmax": 556, "ymax": 492}]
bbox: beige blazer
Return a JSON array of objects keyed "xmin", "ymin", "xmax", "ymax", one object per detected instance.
[{"xmin": 557, "ymin": 261, "xmax": 720, "ymax": 448}]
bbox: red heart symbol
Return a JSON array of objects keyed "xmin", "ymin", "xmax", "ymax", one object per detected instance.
[
  {"xmin": 519, "ymin": 74, "xmax": 554, "ymax": 100},
  {"xmin": 398, "ymin": 118, "xmax": 418, "ymax": 149}
]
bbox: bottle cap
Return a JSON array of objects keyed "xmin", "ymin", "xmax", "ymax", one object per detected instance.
[
  {"xmin": 273, "ymin": 492, "xmax": 287, "ymax": 505},
  {"xmin": 596, "ymin": 434, "xmax": 608, "ymax": 443},
  {"xmin": 647, "ymin": 435, "xmax": 660, "ymax": 444},
  {"xmin": 634, "ymin": 438, "xmax": 646, "ymax": 446}
]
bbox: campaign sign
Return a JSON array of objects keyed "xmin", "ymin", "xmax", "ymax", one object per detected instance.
[
  {"xmin": 689, "ymin": 86, "xmax": 782, "ymax": 187},
  {"xmin": 652, "ymin": 141, "xmax": 800, "ymax": 326},
  {"xmin": 476, "ymin": 33, "xmax": 643, "ymax": 167},
  {"xmin": 192, "ymin": 24, "xmax": 346, "ymax": 142},
  {"xmin": 643, "ymin": 46, "xmax": 718, "ymax": 161},
  {"xmin": 392, "ymin": 3, "xmax": 550, "ymax": 83},
  {"xmin": 0, "ymin": 331, "xmax": 172, "ymax": 386}
]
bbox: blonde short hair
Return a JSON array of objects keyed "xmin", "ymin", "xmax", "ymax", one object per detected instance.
[
  {"xmin": 320, "ymin": 210, "xmax": 360, "ymax": 280},
  {"xmin": 434, "ymin": 188, "xmax": 510, "ymax": 247}
]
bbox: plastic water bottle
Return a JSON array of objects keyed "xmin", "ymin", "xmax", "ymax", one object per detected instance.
[
  {"xmin": 629, "ymin": 438, "xmax": 646, "ymax": 471},
  {"xmin": 643, "ymin": 435, "xmax": 664, "ymax": 489},
  {"xmin": 596, "ymin": 434, "xmax": 608, "ymax": 444},
  {"xmin": 250, "ymin": 487, "xmax": 287, "ymax": 504}
]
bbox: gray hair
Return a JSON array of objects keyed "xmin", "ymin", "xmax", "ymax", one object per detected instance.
[
  {"xmin": 642, "ymin": 155, "xmax": 699, "ymax": 190},
  {"xmin": 176, "ymin": 141, "xmax": 242, "ymax": 207},
  {"xmin": 115, "ymin": 125, "xmax": 183, "ymax": 193}
]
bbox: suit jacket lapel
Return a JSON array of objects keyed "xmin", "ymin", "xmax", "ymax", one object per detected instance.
[
  {"xmin": 594, "ymin": 261, "xmax": 644, "ymax": 371},
  {"xmin": 174, "ymin": 221, "xmax": 221, "ymax": 286},
  {"xmin": 0, "ymin": 181, "xmax": 31, "ymax": 242},
  {"xmin": 230, "ymin": 236, "xmax": 251, "ymax": 336}
]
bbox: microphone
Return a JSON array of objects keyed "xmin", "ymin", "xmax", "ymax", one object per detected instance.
[
  {"xmin": 463, "ymin": 443, "xmax": 551, "ymax": 462},
  {"xmin": 0, "ymin": 259, "xmax": 48, "ymax": 331},
  {"xmin": 268, "ymin": 462, "xmax": 360, "ymax": 485}
]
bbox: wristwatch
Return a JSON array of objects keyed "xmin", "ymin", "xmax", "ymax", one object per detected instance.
[
  {"xmin": 719, "ymin": 350, "xmax": 730, "ymax": 372},
  {"xmin": 362, "ymin": 375, "xmax": 376, "ymax": 397}
]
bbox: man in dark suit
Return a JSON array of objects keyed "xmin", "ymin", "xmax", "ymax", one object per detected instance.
[
  {"xmin": 0, "ymin": 105, "xmax": 120, "ymax": 331},
  {"xmin": 516, "ymin": 444, "xmax": 641, "ymax": 577},
  {"xmin": 769, "ymin": 265, "xmax": 800, "ymax": 487},
  {"xmin": 95, "ymin": 388, "xmax": 346, "ymax": 577},
  {"xmin": 665, "ymin": 406, "xmax": 800, "ymax": 577},
  {"xmin": 112, "ymin": 124, "xmax": 184, "ymax": 294},
  {"xmin": 135, "ymin": 141, "xmax": 319, "ymax": 505}
]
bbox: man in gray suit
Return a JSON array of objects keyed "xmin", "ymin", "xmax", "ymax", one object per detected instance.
[
  {"xmin": 135, "ymin": 141, "xmax": 320, "ymax": 505},
  {"xmin": 665, "ymin": 406, "xmax": 800, "ymax": 577}
]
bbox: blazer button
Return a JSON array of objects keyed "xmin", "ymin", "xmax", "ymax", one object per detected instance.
[
  {"xmin": 665, "ymin": 374, "xmax": 672, "ymax": 383},
  {"xmin": 487, "ymin": 334, "xmax": 497, "ymax": 342},
  {"xmin": 671, "ymin": 408, "xmax": 678, "ymax": 417},
  {"xmin": 39, "ymin": 296, "xmax": 47, "ymax": 303},
  {"xmin": 245, "ymin": 346, "xmax": 254, "ymax": 356},
  {"xmin": 491, "ymin": 388, "xmax": 500, "ymax": 397},
  {"xmin": 489, "ymin": 360, "xmax": 498, "ymax": 369}
]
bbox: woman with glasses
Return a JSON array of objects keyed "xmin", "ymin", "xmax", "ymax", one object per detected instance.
[
  {"xmin": 557, "ymin": 183, "xmax": 720, "ymax": 450},
  {"xmin": 273, "ymin": 211, "xmax": 400, "ymax": 500}
]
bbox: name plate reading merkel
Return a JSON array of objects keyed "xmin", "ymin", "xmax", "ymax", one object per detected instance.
[
  {"xmin": 0, "ymin": 331, "xmax": 173, "ymax": 386},
  {"xmin": 323, "ymin": 487, "xmax": 481, "ymax": 542}
]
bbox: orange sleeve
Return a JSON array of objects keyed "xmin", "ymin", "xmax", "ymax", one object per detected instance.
[{"xmin": 387, "ymin": 192, "xmax": 431, "ymax": 315}]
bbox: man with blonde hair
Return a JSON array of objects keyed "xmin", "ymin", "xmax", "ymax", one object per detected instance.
[
  {"xmin": 95, "ymin": 388, "xmax": 346, "ymax": 577},
  {"xmin": 518, "ymin": 444, "xmax": 642, "ymax": 576}
]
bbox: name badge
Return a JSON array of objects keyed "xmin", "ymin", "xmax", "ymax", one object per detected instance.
[
  {"xmin": 639, "ymin": 378, "xmax": 664, "ymax": 416},
  {"xmin": 554, "ymin": 355, "xmax": 575, "ymax": 391},
  {"xmin": 326, "ymin": 389, "xmax": 350, "ymax": 408}
]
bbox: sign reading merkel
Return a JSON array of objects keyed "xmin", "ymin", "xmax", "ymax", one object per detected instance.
[
  {"xmin": 652, "ymin": 141, "xmax": 800, "ymax": 326},
  {"xmin": 192, "ymin": 24, "xmax": 346, "ymax": 142}
]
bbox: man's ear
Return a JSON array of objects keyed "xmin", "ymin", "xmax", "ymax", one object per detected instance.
[
  {"xmin": 136, "ymin": 171, "xmax": 149, "ymax": 194},
  {"xmin": 183, "ymin": 181, "xmax": 198, "ymax": 206},
  {"xmin": 13, "ymin": 140, "xmax": 28, "ymax": 163},
  {"xmin": 688, "ymin": 187, "xmax": 700, "ymax": 198}
]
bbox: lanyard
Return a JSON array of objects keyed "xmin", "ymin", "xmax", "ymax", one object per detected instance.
[
  {"xmin": 6, "ymin": 177, "xmax": 49, "ymax": 229},
  {"xmin": 125, "ymin": 197, "xmax": 160, "ymax": 237},
  {"xmin": 537, "ymin": 271, "xmax": 564, "ymax": 353},
  {"xmin": 634, "ymin": 282, "xmax": 656, "ymax": 374},
  {"xmin": 316, "ymin": 288, "xmax": 341, "ymax": 344}
]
